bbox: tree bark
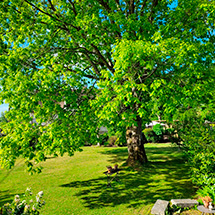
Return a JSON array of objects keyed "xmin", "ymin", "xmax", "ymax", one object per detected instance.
[{"xmin": 126, "ymin": 116, "xmax": 148, "ymax": 166}]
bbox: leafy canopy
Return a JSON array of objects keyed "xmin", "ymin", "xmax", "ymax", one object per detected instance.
[{"xmin": 0, "ymin": 0, "xmax": 214, "ymax": 172}]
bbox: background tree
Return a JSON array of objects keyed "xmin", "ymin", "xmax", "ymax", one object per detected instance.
[
  {"xmin": 0, "ymin": 112, "xmax": 8, "ymax": 124},
  {"xmin": 0, "ymin": 0, "xmax": 214, "ymax": 171}
]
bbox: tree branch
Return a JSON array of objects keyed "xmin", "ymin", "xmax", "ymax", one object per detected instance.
[
  {"xmin": 24, "ymin": 0, "xmax": 80, "ymax": 31},
  {"xmin": 47, "ymin": 0, "xmax": 57, "ymax": 12},
  {"xmin": 149, "ymin": 0, "xmax": 159, "ymax": 23},
  {"xmin": 49, "ymin": 47, "xmax": 96, "ymax": 55},
  {"xmin": 24, "ymin": 0, "xmax": 55, "ymax": 19},
  {"xmin": 68, "ymin": 0, "xmax": 77, "ymax": 16},
  {"xmin": 97, "ymin": 0, "xmax": 111, "ymax": 13},
  {"xmin": 140, "ymin": 0, "xmax": 147, "ymax": 16},
  {"xmin": 91, "ymin": 44, "xmax": 115, "ymax": 74},
  {"xmin": 83, "ymin": 52, "xmax": 101, "ymax": 75},
  {"xmin": 143, "ymin": 66, "xmax": 158, "ymax": 80},
  {"xmin": 63, "ymin": 66, "xmax": 99, "ymax": 80},
  {"xmin": 129, "ymin": 0, "xmax": 135, "ymax": 14}
]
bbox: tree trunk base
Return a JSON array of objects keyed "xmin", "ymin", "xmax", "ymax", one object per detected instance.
[
  {"xmin": 126, "ymin": 123, "xmax": 148, "ymax": 167},
  {"xmin": 126, "ymin": 154, "xmax": 147, "ymax": 166}
]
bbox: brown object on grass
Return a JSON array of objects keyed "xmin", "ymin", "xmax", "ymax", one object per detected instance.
[
  {"xmin": 107, "ymin": 166, "xmax": 113, "ymax": 174},
  {"xmin": 202, "ymin": 196, "xmax": 212, "ymax": 208},
  {"xmin": 114, "ymin": 164, "xmax": 118, "ymax": 170}
]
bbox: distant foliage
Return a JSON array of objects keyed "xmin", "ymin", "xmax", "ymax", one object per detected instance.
[
  {"xmin": 144, "ymin": 128, "xmax": 154, "ymax": 143},
  {"xmin": 0, "ymin": 112, "xmax": 7, "ymax": 123},
  {"xmin": 144, "ymin": 124, "xmax": 167, "ymax": 143},
  {"xmin": 152, "ymin": 124, "xmax": 163, "ymax": 136},
  {"xmin": 98, "ymin": 133, "xmax": 109, "ymax": 146},
  {"xmin": 107, "ymin": 125, "xmax": 127, "ymax": 146},
  {"xmin": 108, "ymin": 136, "xmax": 118, "ymax": 146}
]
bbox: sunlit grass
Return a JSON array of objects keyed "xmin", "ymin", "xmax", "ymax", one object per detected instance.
[{"xmin": 0, "ymin": 143, "xmax": 198, "ymax": 215}]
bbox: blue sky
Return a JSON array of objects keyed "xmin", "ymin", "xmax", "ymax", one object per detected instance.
[{"xmin": 0, "ymin": 103, "xmax": 9, "ymax": 116}]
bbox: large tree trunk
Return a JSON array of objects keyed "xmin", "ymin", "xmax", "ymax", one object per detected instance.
[{"xmin": 126, "ymin": 116, "xmax": 148, "ymax": 166}]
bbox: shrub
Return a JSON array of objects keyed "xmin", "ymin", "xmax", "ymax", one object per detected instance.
[
  {"xmin": 144, "ymin": 128, "xmax": 155, "ymax": 143},
  {"xmin": 197, "ymin": 183, "xmax": 215, "ymax": 205},
  {"xmin": 98, "ymin": 133, "xmax": 109, "ymax": 145},
  {"xmin": 144, "ymin": 124, "xmax": 166, "ymax": 143},
  {"xmin": 108, "ymin": 136, "xmax": 118, "ymax": 146},
  {"xmin": 172, "ymin": 110, "xmax": 215, "ymax": 201},
  {"xmin": 165, "ymin": 127, "xmax": 182, "ymax": 145},
  {"xmin": 0, "ymin": 188, "xmax": 45, "ymax": 215},
  {"xmin": 106, "ymin": 126, "xmax": 127, "ymax": 146},
  {"xmin": 152, "ymin": 124, "xmax": 163, "ymax": 136},
  {"xmin": 181, "ymin": 123, "xmax": 215, "ymax": 187}
]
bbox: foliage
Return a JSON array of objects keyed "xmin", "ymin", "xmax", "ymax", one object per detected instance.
[
  {"xmin": 0, "ymin": 188, "xmax": 45, "ymax": 215},
  {"xmin": 0, "ymin": 112, "xmax": 7, "ymax": 124},
  {"xmin": 152, "ymin": 124, "xmax": 164, "ymax": 136},
  {"xmin": 176, "ymin": 113, "xmax": 215, "ymax": 186},
  {"xmin": 107, "ymin": 125, "xmax": 127, "ymax": 146},
  {"xmin": 170, "ymin": 109, "xmax": 215, "ymax": 204},
  {"xmin": 165, "ymin": 127, "xmax": 181, "ymax": 145},
  {"xmin": 143, "ymin": 128, "xmax": 159, "ymax": 143},
  {"xmin": 144, "ymin": 128, "xmax": 154, "ymax": 143},
  {"xmin": 0, "ymin": 0, "xmax": 214, "ymax": 170},
  {"xmin": 152, "ymin": 124, "xmax": 166, "ymax": 142},
  {"xmin": 98, "ymin": 133, "xmax": 109, "ymax": 146},
  {"xmin": 107, "ymin": 136, "xmax": 118, "ymax": 146},
  {"xmin": 144, "ymin": 125, "xmax": 167, "ymax": 143},
  {"xmin": 166, "ymin": 204, "xmax": 196, "ymax": 215},
  {"xmin": 197, "ymin": 184, "xmax": 215, "ymax": 204}
]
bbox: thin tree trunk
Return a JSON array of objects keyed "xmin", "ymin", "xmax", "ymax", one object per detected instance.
[{"xmin": 126, "ymin": 116, "xmax": 148, "ymax": 165}]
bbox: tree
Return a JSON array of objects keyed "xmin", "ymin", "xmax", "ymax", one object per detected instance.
[
  {"xmin": 0, "ymin": 0, "xmax": 214, "ymax": 171},
  {"xmin": 0, "ymin": 112, "xmax": 8, "ymax": 123}
]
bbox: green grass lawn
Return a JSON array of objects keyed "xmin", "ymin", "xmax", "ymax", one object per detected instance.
[{"xmin": 0, "ymin": 143, "xmax": 198, "ymax": 215}]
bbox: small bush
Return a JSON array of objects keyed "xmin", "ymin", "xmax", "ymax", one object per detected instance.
[
  {"xmin": 197, "ymin": 183, "xmax": 215, "ymax": 204},
  {"xmin": 144, "ymin": 128, "xmax": 155, "ymax": 143},
  {"xmin": 98, "ymin": 133, "xmax": 109, "ymax": 145},
  {"xmin": 106, "ymin": 126, "xmax": 127, "ymax": 146},
  {"xmin": 108, "ymin": 136, "xmax": 118, "ymax": 146},
  {"xmin": 153, "ymin": 124, "xmax": 163, "ymax": 136},
  {"xmin": 0, "ymin": 188, "xmax": 45, "ymax": 215},
  {"xmin": 144, "ymin": 125, "xmax": 166, "ymax": 143},
  {"xmin": 164, "ymin": 127, "xmax": 182, "ymax": 146}
]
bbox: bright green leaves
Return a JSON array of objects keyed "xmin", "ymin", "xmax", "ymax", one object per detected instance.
[
  {"xmin": 95, "ymin": 28, "xmax": 215, "ymax": 130},
  {"xmin": 0, "ymin": 0, "xmax": 214, "ymax": 172},
  {"xmin": 94, "ymin": 40, "xmax": 157, "ymax": 128}
]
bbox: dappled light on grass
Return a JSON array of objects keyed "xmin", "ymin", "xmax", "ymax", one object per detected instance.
[
  {"xmin": 0, "ymin": 190, "xmax": 16, "ymax": 207},
  {"xmin": 59, "ymin": 144, "xmax": 197, "ymax": 213},
  {"xmin": 0, "ymin": 144, "xmax": 197, "ymax": 215}
]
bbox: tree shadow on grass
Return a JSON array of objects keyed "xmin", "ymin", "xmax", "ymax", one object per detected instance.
[
  {"xmin": 0, "ymin": 190, "xmax": 15, "ymax": 207},
  {"xmin": 60, "ymin": 145, "xmax": 197, "ymax": 210},
  {"xmin": 100, "ymin": 145, "xmax": 185, "ymax": 164}
]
